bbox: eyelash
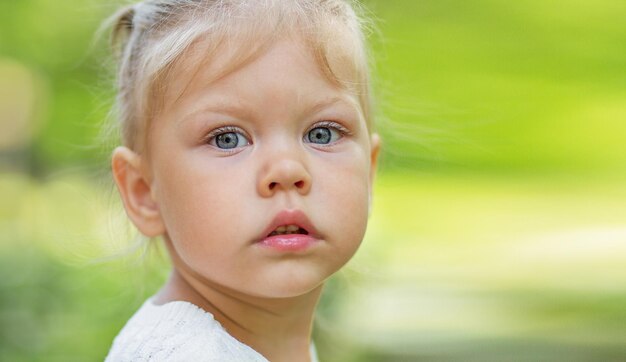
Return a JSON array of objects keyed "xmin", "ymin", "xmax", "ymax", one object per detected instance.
[
  {"xmin": 203, "ymin": 121, "xmax": 352, "ymax": 150},
  {"xmin": 307, "ymin": 121, "xmax": 351, "ymax": 135}
]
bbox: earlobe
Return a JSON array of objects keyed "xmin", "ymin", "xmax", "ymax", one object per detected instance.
[{"xmin": 111, "ymin": 146, "xmax": 165, "ymax": 237}]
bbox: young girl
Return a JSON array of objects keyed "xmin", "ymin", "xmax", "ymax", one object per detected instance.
[{"xmin": 105, "ymin": 0, "xmax": 380, "ymax": 360}]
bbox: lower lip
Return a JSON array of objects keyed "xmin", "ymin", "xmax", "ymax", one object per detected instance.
[{"xmin": 258, "ymin": 234, "xmax": 317, "ymax": 252}]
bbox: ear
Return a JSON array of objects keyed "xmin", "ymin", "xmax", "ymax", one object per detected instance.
[
  {"xmin": 111, "ymin": 146, "xmax": 165, "ymax": 237},
  {"xmin": 367, "ymin": 133, "xmax": 381, "ymax": 216},
  {"xmin": 369, "ymin": 133, "xmax": 381, "ymax": 184}
]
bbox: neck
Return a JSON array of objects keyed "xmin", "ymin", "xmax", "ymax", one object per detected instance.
[{"xmin": 154, "ymin": 253, "xmax": 321, "ymax": 362}]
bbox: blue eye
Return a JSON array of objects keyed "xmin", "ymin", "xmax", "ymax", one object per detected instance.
[
  {"xmin": 306, "ymin": 125, "xmax": 343, "ymax": 144},
  {"xmin": 208, "ymin": 128, "xmax": 250, "ymax": 150}
]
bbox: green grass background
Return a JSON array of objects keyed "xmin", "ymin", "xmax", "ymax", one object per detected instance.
[{"xmin": 1, "ymin": 0, "xmax": 625, "ymax": 361}]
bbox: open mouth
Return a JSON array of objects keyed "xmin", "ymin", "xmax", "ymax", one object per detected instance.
[
  {"xmin": 268, "ymin": 224, "xmax": 309, "ymax": 237},
  {"xmin": 258, "ymin": 210, "xmax": 318, "ymax": 251}
]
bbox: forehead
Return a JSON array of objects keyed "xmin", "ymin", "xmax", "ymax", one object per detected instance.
[
  {"xmin": 161, "ymin": 37, "xmax": 362, "ymax": 124},
  {"xmin": 157, "ymin": 26, "xmax": 363, "ymax": 112}
]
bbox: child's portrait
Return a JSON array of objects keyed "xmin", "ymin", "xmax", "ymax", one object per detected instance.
[{"xmin": 0, "ymin": 0, "xmax": 625, "ymax": 361}]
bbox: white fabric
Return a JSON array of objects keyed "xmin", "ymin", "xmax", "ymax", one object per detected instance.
[{"xmin": 105, "ymin": 298, "xmax": 319, "ymax": 362}]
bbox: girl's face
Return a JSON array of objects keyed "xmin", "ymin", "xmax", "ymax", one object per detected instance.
[{"xmin": 144, "ymin": 38, "xmax": 379, "ymax": 298}]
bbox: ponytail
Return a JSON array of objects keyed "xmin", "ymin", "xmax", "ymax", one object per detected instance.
[{"xmin": 110, "ymin": 5, "xmax": 136, "ymax": 59}]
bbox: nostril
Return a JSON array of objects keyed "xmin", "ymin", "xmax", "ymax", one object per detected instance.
[
  {"xmin": 295, "ymin": 180, "xmax": 305, "ymax": 188},
  {"xmin": 269, "ymin": 182, "xmax": 277, "ymax": 190}
]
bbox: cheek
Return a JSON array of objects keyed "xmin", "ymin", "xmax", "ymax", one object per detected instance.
[
  {"xmin": 152, "ymin": 154, "xmax": 252, "ymax": 264},
  {"xmin": 313, "ymin": 147, "xmax": 371, "ymax": 247}
]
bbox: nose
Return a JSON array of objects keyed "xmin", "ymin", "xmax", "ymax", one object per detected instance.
[{"xmin": 257, "ymin": 157, "xmax": 312, "ymax": 197}]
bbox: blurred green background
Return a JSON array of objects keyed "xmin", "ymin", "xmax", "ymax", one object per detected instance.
[{"xmin": 1, "ymin": 0, "xmax": 625, "ymax": 361}]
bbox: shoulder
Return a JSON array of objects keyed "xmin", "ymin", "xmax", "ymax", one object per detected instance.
[{"xmin": 105, "ymin": 298, "xmax": 267, "ymax": 362}]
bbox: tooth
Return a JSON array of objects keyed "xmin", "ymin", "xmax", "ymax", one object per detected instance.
[
  {"xmin": 275, "ymin": 226, "xmax": 287, "ymax": 233},
  {"xmin": 286, "ymin": 225, "xmax": 299, "ymax": 232}
]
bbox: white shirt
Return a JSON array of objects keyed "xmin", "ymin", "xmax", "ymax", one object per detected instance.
[{"xmin": 105, "ymin": 298, "xmax": 319, "ymax": 361}]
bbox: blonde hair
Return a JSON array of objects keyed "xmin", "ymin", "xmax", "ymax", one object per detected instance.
[{"xmin": 108, "ymin": 0, "xmax": 374, "ymax": 152}]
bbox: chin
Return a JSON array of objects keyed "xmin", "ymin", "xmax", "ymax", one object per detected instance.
[
  {"xmin": 260, "ymin": 286, "xmax": 323, "ymax": 299},
  {"xmin": 250, "ymin": 267, "xmax": 332, "ymax": 299}
]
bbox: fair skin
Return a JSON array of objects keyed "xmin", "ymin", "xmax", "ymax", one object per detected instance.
[{"xmin": 112, "ymin": 37, "xmax": 380, "ymax": 362}]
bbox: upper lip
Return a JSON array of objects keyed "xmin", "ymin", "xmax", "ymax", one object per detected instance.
[{"xmin": 259, "ymin": 209, "xmax": 319, "ymax": 240}]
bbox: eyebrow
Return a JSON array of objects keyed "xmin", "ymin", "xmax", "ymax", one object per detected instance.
[
  {"xmin": 179, "ymin": 95, "xmax": 361, "ymax": 125},
  {"xmin": 178, "ymin": 100, "xmax": 252, "ymax": 126},
  {"xmin": 304, "ymin": 96, "xmax": 361, "ymax": 116}
]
